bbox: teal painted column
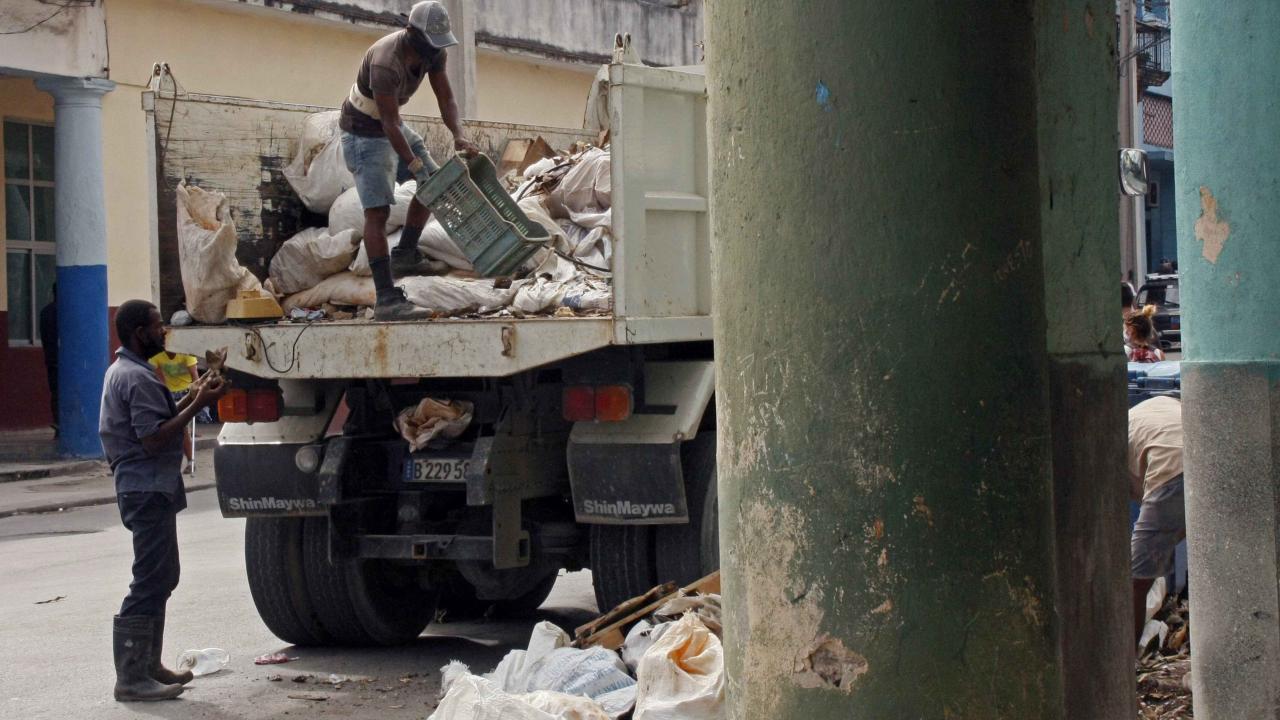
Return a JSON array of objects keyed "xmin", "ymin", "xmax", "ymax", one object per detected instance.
[
  {"xmin": 1172, "ymin": 4, "xmax": 1280, "ymax": 717},
  {"xmin": 706, "ymin": 1, "xmax": 1130, "ymax": 717}
]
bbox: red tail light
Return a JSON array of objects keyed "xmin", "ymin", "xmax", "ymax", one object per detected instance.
[
  {"xmin": 562, "ymin": 385, "xmax": 633, "ymax": 423},
  {"xmin": 218, "ymin": 388, "xmax": 282, "ymax": 424}
]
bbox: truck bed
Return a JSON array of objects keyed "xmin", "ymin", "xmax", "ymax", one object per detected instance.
[{"xmin": 154, "ymin": 63, "xmax": 710, "ymax": 379}]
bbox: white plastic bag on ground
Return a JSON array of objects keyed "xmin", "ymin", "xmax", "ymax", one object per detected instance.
[
  {"xmin": 431, "ymin": 662, "xmax": 558, "ymax": 720},
  {"xmin": 280, "ymin": 271, "xmax": 374, "ymax": 313},
  {"xmin": 399, "ymin": 276, "xmax": 518, "ymax": 315},
  {"xmin": 282, "ymin": 111, "xmax": 354, "ymax": 214},
  {"xmin": 634, "ymin": 614, "xmax": 724, "ymax": 720},
  {"xmin": 486, "ymin": 622, "xmax": 636, "ymax": 719},
  {"xmin": 394, "ymin": 398, "xmax": 474, "ymax": 452},
  {"xmin": 329, "ymin": 183, "xmax": 416, "ymax": 239},
  {"xmin": 622, "ymin": 620, "xmax": 674, "ymax": 674},
  {"xmin": 268, "ymin": 228, "xmax": 359, "ymax": 295},
  {"xmin": 176, "ymin": 182, "xmax": 264, "ymax": 323}
]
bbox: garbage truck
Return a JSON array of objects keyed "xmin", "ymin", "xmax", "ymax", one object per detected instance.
[{"xmin": 150, "ymin": 59, "xmax": 716, "ymax": 645}]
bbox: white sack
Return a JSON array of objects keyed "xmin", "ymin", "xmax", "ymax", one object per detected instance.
[
  {"xmin": 400, "ymin": 275, "xmax": 518, "ymax": 315},
  {"xmin": 350, "ymin": 221, "xmax": 473, "ymax": 276},
  {"xmin": 430, "ymin": 662, "xmax": 558, "ymax": 720},
  {"xmin": 282, "ymin": 111, "xmax": 354, "ymax": 214},
  {"xmin": 269, "ymin": 228, "xmax": 359, "ymax": 295},
  {"xmin": 176, "ymin": 182, "xmax": 264, "ymax": 323},
  {"xmin": 280, "ymin": 271, "xmax": 375, "ymax": 313},
  {"xmin": 486, "ymin": 622, "xmax": 636, "ymax": 719},
  {"xmin": 514, "ymin": 276, "xmax": 612, "ymax": 315},
  {"xmin": 523, "ymin": 691, "xmax": 613, "ymax": 720},
  {"xmin": 329, "ymin": 182, "xmax": 416, "ymax": 239},
  {"xmin": 634, "ymin": 614, "xmax": 725, "ymax": 720},
  {"xmin": 547, "ymin": 148, "xmax": 611, "ymax": 217},
  {"xmin": 622, "ymin": 620, "xmax": 674, "ymax": 675}
]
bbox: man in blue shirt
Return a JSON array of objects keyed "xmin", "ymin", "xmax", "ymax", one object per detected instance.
[{"xmin": 99, "ymin": 300, "xmax": 224, "ymax": 702}]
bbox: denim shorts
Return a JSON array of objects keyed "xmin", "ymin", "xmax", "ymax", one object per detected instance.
[
  {"xmin": 340, "ymin": 124, "xmax": 438, "ymax": 209},
  {"xmin": 1131, "ymin": 474, "xmax": 1185, "ymax": 579}
]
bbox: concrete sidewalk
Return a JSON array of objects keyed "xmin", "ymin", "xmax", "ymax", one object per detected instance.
[
  {"xmin": 0, "ymin": 457, "xmax": 215, "ymax": 518},
  {"xmin": 0, "ymin": 424, "xmax": 221, "ymax": 484}
]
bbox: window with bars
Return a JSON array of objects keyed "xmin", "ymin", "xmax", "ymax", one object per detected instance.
[{"xmin": 4, "ymin": 120, "xmax": 55, "ymax": 346}]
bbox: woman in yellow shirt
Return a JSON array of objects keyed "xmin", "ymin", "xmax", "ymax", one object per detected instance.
[{"xmin": 149, "ymin": 351, "xmax": 207, "ymax": 473}]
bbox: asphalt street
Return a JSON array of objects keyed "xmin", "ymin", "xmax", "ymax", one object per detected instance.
[{"xmin": 0, "ymin": 470, "xmax": 599, "ymax": 720}]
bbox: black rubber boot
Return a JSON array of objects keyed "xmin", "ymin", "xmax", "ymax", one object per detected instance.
[
  {"xmin": 113, "ymin": 615, "xmax": 184, "ymax": 702},
  {"xmin": 390, "ymin": 247, "xmax": 448, "ymax": 278},
  {"xmin": 150, "ymin": 614, "xmax": 193, "ymax": 686},
  {"xmin": 373, "ymin": 287, "xmax": 432, "ymax": 321}
]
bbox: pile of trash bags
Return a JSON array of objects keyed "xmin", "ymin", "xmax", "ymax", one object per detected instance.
[
  {"xmin": 430, "ymin": 594, "xmax": 723, "ymax": 720},
  {"xmin": 176, "ymin": 111, "xmax": 615, "ymax": 323}
]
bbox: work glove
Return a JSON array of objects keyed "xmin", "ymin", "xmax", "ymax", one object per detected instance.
[{"xmin": 407, "ymin": 157, "xmax": 432, "ymax": 185}]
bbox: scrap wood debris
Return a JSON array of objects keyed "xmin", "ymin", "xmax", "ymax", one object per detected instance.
[{"xmin": 1137, "ymin": 594, "xmax": 1192, "ymax": 719}]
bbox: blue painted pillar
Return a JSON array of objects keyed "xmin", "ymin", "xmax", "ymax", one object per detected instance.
[
  {"xmin": 35, "ymin": 77, "xmax": 115, "ymax": 458},
  {"xmin": 1172, "ymin": 3, "xmax": 1280, "ymax": 717}
]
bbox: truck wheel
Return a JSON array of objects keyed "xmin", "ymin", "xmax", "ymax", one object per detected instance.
[
  {"xmin": 438, "ymin": 569, "xmax": 560, "ymax": 619},
  {"xmin": 590, "ymin": 524, "xmax": 657, "ymax": 613},
  {"xmin": 244, "ymin": 517, "xmax": 329, "ymax": 646},
  {"xmin": 301, "ymin": 517, "xmax": 436, "ymax": 646},
  {"xmin": 655, "ymin": 433, "xmax": 719, "ymax": 585}
]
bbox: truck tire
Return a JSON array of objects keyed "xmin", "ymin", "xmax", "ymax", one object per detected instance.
[
  {"xmin": 590, "ymin": 524, "xmax": 657, "ymax": 613},
  {"xmin": 654, "ymin": 433, "xmax": 719, "ymax": 586},
  {"xmin": 590, "ymin": 433, "xmax": 719, "ymax": 613},
  {"xmin": 438, "ymin": 570, "xmax": 559, "ymax": 619},
  {"xmin": 300, "ymin": 517, "xmax": 437, "ymax": 646},
  {"xmin": 244, "ymin": 517, "xmax": 329, "ymax": 646}
]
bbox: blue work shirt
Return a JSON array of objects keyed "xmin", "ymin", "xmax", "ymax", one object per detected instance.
[{"xmin": 98, "ymin": 347, "xmax": 187, "ymax": 509}]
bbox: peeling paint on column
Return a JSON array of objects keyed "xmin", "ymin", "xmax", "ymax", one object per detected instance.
[{"xmin": 1194, "ymin": 186, "xmax": 1231, "ymax": 264}]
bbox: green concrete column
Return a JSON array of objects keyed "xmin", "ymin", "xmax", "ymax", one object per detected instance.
[
  {"xmin": 706, "ymin": 2, "xmax": 1130, "ymax": 717},
  {"xmin": 1172, "ymin": 4, "xmax": 1280, "ymax": 717}
]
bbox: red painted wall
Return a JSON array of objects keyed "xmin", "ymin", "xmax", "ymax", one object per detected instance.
[{"xmin": 0, "ymin": 306, "xmax": 120, "ymax": 430}]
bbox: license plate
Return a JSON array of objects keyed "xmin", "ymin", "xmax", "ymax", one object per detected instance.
[{"xmin": 403, "ymin": 456, "xmax": 471, "ymax": 483}]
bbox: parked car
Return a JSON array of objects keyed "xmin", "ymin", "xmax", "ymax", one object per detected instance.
[{"xmin": 1138, "ymin": 273, "xmax": 1180, "ymax": 351}]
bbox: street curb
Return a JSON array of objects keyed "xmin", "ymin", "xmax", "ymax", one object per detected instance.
[
  {"xmin": 0, "ymin": 460, "xmax": 103, "ymax": 485},
  {"xmin": 0, "ymin": 482, "xmax": 216, "ymax": 519}
]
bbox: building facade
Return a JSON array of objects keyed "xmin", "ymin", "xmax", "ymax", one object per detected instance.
[{"xmin": 0, "ymin": 0, "xmax": 703, "ymax": 449}]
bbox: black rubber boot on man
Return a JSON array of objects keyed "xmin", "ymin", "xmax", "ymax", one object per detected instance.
[
  {"xmin": 374, "ymin": 287, "xmax": 432, "ymax": 321},
  {"xmin": 113, "ymin": 615, "xmax": 183, "ymax": 702},
  {"xmin": 390, "ymin": 246, "xmax": 447, "ymax": 278},
  {"xmin": 150, "ymin": 614, "xmax": 193, "ymax": 685}
]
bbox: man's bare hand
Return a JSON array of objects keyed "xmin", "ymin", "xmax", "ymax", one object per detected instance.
[
  {"xmin": 194, "ymin": 377, "xmax": 227, "ymax": 408},
  {"xmin": 454, "ymin": 136, "xmax": 480, "ymax": 157}
]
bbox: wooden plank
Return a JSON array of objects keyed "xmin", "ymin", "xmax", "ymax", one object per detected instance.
[
  {"xmin": 572, "ymin": 570, "xmax": 720, "ymax": 649},
  {"xmin": 147, "ymin": 91, "xmax": 594, "ymax": 316}
]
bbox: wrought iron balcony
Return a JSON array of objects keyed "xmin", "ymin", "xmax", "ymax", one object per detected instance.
[{"xmin": 1136, "ymin": 20, "xmax": 1172, "ymax": 91}]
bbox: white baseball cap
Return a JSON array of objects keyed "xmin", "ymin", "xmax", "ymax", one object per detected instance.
[{"xmin": 407, "ymin": 1, "xmax": 458, "ymax": 49}]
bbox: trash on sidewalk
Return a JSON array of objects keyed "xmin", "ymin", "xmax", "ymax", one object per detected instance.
[
  {"xmin": 177, "ymin": 647, "xmax": 229, "ymax": 677},
  {"xmin": 253, "ymin": 652, "xmax": 298, "ymax": 665},
  {"xmin": 34, "ymin": 595, "xmax": 66, "ymax": 605},
  {"xmin": 574, "ymin": 571, "xmax": 720, "ymax": 649},
  {"xmin": 394, "ymin": 398, "xmax": 474, "ymax": 452},
  {"xmin": 633, "ymin": 613, "xmax": 725, "ymax": 720},
  {"xmin": 1137, "ymin": 589, "xmax": 1193, "ymax": 719},
  {"xmin": 430, "ymin": 660, "xmax": 611, "ymax": 720}
]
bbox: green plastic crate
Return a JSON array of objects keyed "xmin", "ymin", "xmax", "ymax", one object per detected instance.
[{"xmin": 414, "ymin": 153, "xmax": 550, "ymax": 277}]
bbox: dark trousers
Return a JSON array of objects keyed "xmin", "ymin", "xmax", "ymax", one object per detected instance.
[{"xmin": 117, "ymin": 491, "xmax": 180, "ymax": 617}]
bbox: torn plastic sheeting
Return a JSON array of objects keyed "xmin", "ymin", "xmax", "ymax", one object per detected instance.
[
  {"xmin": 430, "ymin": 661, "xmax": 606, "ymax": 720},
  {"xmin": 282, "ymin": 111, "xmax": 355, "ymax": 214},
  {"xmin": 395, "ymin": 398, "xmax": 474, "ymax": 452},
  {"xmin": 268, "ymin": 228, "xmax": 359, "ymax": 295},
  {"xmin": 633, "ymin": 613, "xmax": 724, "ymax": 720},
  {"xmin": 486, "ymin": 621, "xmax": 636, "ymax": 719},
  {"xmin": 176, "ymin": 182, "xmax": 265, "ymax": 323}
]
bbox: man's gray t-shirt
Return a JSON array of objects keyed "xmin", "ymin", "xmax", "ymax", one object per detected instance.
[
  {"xmin": 99, "ymin": 347, "xmax": 186, "ymax": 509},
  {"xmin": 340, "ymin": 30, "xmax": 446, "ymax": 137}
]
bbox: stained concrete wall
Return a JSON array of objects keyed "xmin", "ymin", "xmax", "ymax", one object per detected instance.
[
  {"xmin": 475, "ymin": 0, "xmax": 702, "ymax": 66},
  {"xmin": 0, "ymin": 0, "xmax": 108, "ymax": 79}
]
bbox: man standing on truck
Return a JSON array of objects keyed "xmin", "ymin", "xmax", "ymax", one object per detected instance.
[
  {"xmin": 100, "ymin": 300, "xmax": 226, "ymax": 701},
  {"xmin": 340, "ymin": 0, "xmax": 480, "ymax": 320}
]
